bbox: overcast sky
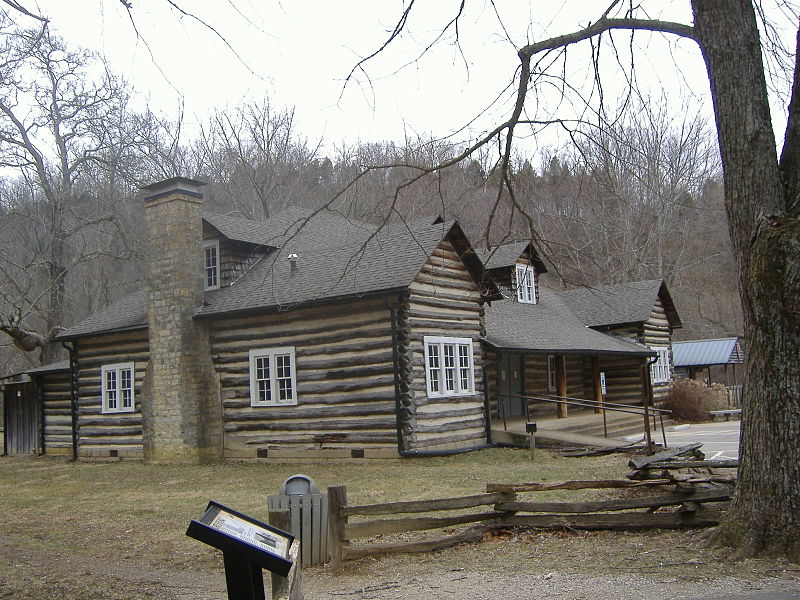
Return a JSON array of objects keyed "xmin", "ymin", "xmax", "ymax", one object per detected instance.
[{"xmin": 28, "ymin": 1, "xmax": 783, "ymax": 158}]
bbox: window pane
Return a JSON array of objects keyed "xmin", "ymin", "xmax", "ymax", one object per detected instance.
[
  {"xmin": 105, "ymin": 371, "xmax": 117, "ymax": 409},
  {"xmin": 205, "ymin": 246, "xmax": 218, "ymax": 288},
  {"xmin": 256, "ymin": 356, "xmax": 271, "ymax": 403},
  {"xmin": 443, "ymin": 344, "xmax": 456, "ymax": 391},
  {"xmin": 458, "ymin": 344, "xmax": 471, "ymax": 391},
  {"xmin": 121, "ymin": 368, "xmax": 133, "ymax": 408},
  {"xmin": 276, "ymin": 354, "xmax": 293, "ymax": 402},
  {"xmin": 427, "ymin": 344, "xmax": 440, "ymax": 393}
]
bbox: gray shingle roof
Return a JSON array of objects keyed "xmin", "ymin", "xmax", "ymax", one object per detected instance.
[
  {"xmin": 26, "ymin": 360, "xmax": 70, "ymax": 375},
  {"xmin": 672, "ymin": 338, "xmax": 743, "ymax": 367},
  {"xmin": 58, "ymin": 289, "xmax": 148, "ymax": 340},
  {"xmin": 202, "ymin": 208, "xmax": 372, "ymax": 248},
  {"xmin": 197, "ymin": 218, "xmax": 463, "ymax": 316},
  {"xmin": 478, "ymin": 241, "xmax": 548, "ymax": 273},
  {"xmin": 558, "ymin": 280, "xmax": 681, "ymax": 328},
  {"xmin": 484, "ymin": 288, "xmax": 654, "ymax": 356},
  {"xmin": 57, "ymin": 209, "xmax": 494, "ymax": 337}
]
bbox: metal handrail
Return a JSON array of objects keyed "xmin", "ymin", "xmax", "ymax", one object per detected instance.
[
  {"xmin": 496, "ymin": 393, "xmax": 670, "ymax": 447},
  {"xmin": 525, "ymin": 392, "xmax": 673, "ymax": 415}
]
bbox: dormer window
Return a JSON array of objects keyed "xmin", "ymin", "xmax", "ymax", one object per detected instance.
[
  {"xmin": 515, "ymin": 265, "xmax": 536, "ymax": 304},
  {"xmin": 204, "ymin": 240, "xmax": 220, "ymax": 290}
]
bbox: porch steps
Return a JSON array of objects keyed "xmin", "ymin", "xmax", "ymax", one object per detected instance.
[
  {"xmin": 493, "ymin": 410, "xmax": 674, "ymax": 449},
  {"xmin": 539, "ymin": 410, "xmax": 673, "ymax": 439},
  {"xmin": 492, "ymin": 427, "xmax": 631, "ymax": 449}
]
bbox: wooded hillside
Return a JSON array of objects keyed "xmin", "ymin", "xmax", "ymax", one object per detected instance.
[{"xmin": 0, "ymin": 22, "xmax": 740, "ymax": 375}]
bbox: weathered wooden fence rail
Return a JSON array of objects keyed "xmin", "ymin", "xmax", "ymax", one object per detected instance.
[{"xmin": 326, "ymin": 477, "xmax": 733, "ymax": 566}]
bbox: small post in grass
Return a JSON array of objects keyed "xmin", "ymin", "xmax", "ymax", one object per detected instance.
[{"xmin": 526, "ymin": 421, "xmax": 537, "ymax": 461}]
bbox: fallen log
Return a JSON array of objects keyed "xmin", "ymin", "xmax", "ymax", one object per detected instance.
[
  {"xmin": 494, "ymin": 489, "xmax": 731, "ymax": 514},
  {"xmin": 497, "ymin": 508, "xmax": 725, "ymax": 530},
  {"xmin": 343, "ymin": 524, "xmax": 488, "ymax": 559},
  {"xmin": 487, "ymin": 479, "xmax": 673, "ymax": 493},
  {"xmin": 628, "ymin": 443, "xmax": 704, "ymax": 470},
  {"xmin": 642, "ymin": 459, "xmax": 739, "ymax": 470}
]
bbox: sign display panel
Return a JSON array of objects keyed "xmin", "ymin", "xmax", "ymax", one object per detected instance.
[
  {"xmin": 186, "ymin": 501, "xmax": 294, "ymax": 577},
  {"xmin": 207, "ymin": 505, "xmax": 290, "ymax": 557}
]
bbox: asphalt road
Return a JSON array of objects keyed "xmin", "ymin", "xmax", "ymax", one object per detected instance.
[
  {"xmin": 625, "ymin": 419, "xmax": 741, "ymax": 459},
  {"xmin": 661, "ymin": 420, "xmax": 742, "ymax": 459}
]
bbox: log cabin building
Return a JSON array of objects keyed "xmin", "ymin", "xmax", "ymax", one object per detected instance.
[
  {"xmin": 479, "ymin": 246, "xmax": 681, "ymax": 425},
  {"xmin": 6, "ymin": 177, "xmax": 682, "ymax": 462}
]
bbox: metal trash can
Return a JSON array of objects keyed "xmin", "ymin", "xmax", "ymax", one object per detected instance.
[{"xmin": 268, "ymin": 474, "xmax": 328, "ymax": 567}]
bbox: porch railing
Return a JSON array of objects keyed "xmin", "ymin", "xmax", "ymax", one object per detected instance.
[{"xmin": 496, "ymin": 393, "xmax": 672, "ymax": 449}]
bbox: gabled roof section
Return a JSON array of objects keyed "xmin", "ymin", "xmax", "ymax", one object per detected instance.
[
  {"xmin": 58, "ymin": 289, "xmax": 148, "ymax": 340},
  {"xmin": 202, "ymin": 211, "xmax": 281, "ymax": 247},
  {"xmin": 202, "ymin": 207, "xmax": 369, "ymax": 248},
  {"xmin": 672, "ymin": 338, "xmax": 743, "ymax": 367},
  {"xmin": 196, "ymin": 217, "xmax": 500, "ymax": 317},
  {"xmin": 484, "ymin": 288, "xmax": 654, "ymax": 356},
  {"xmin": 26, "ymin": 359, "xmax": 70, "ymax": 375},
  {"xmin": 57, "ymin": 209, "xmax": 498, "ymax": 337},
  {"xmin": 479, "ymin": 241, "xmax": 548, "ymax": 274},
  {"xmin": 558, "ymin": 280, "xmax": 681, "ymax": 329}
]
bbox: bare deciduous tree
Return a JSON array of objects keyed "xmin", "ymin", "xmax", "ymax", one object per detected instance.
[{"xmin": 347, "ymin": 0, "xmax": 799, "ymax": 559}]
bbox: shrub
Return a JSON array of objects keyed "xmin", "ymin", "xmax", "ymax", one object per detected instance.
[{"xmin": 662, "ymin": 379, "xmax": 719, "ymax": 422}]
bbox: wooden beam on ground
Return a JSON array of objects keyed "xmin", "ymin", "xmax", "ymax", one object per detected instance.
[
  {"xmin": 495, "ymin": 489, "xmax": 732, "ymax": 514},
  {"xmin": 343, "ymin": 525, "xmax": 488, "ymax": 560},
  {"xmin": 497, "ymin": 508, "xmax": 725, "ymax": 530},
  {"xmin": 487, "ymin": 479, "xmax": 674, "ymax": 493},
  {"xmin": 643, "ymin": 459, "xmax": 739, "ymax": 470},
  {"xmin": 628, "ymin": 443, "xmax": 705, "ymax": 470}
]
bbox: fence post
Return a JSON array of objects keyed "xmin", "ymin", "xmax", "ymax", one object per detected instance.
[
  {"xmin": 269, "ymin": 508, "xmax": 302, "ymax": 600},
  {"xmin": 327, "ymin": 486, "xmax": 347, "ymax": 569}
]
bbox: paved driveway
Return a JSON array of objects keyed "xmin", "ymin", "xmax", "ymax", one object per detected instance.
[{"xmin": 661, "ymin": 420, "xmax": 741, "ymax": 459}]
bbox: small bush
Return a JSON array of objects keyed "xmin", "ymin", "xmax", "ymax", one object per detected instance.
[{"xmin": 662, "ymin": 379, "xmax": 720, "ymax": 422}]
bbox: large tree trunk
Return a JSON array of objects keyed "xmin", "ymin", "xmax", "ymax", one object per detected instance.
[{"xmin": 692, "ymin": 0, "xmax": 800, "ymax": 559}]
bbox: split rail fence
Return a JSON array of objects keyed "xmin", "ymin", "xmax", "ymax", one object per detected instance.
[{"xmin": 326, "ymin": 476, "xmax": 732, "ymax": 567}]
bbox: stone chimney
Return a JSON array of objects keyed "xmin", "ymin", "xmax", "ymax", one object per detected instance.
[{"xmin": 140, "ymin": 177, "xmax": 221, "ymax": 463}]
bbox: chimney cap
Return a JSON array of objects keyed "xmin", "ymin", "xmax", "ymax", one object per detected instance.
[{"xmin": 141, "ymin": 176, "xmax": 207, "ymax": 201}]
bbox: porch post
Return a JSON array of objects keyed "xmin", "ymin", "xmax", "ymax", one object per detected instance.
[
  {"xmin": 640, "ymin": 360, "xmax": 654, "ymax": 452},
  {"xmin": 556, "ymin": 355, "xmax": 568, "ymax": 418},
  {"xmin": 591, "ymin": 357, "xmax": 603, "ymax": 414}
]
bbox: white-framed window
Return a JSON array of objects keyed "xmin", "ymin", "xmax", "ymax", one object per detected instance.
[
  {"xmin": 547, "ymin": 355, "xmax": 557, "ymax": 392},
  {"xmin": 423, "ymin": 336, "xmax": 475, "ymax": 397},
  {"xmin": 249, "ymin": 347, "xmax": 297, "ymax": 406},
  {"xmin": 515, "ymin": 265, "xmax": 536, "ymax": 304},
  {"xmin": 204, "ymin": 240, "xmax": 220, "ymax": 290},
  {"xmin": 650, "ymin": 347, "xmax": 672, "ymax": 383},
  {"xmin": 101, "ymin": 362, "xmax": 135, "ymax": 414}
]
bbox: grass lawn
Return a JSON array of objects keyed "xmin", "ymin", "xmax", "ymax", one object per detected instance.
[{"xmin": 1, "ymin": 448, "xmax": 796, "ymax": 599}]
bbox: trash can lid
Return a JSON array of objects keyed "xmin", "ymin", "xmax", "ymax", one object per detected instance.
[{"xmin": 280, "ymin": 474, "xmax": 319, "ymax": 495}]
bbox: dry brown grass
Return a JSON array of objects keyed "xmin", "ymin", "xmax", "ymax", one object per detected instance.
[{"xmin": 1, "ymin": 449, "xmax": 797, "ymax": 599}]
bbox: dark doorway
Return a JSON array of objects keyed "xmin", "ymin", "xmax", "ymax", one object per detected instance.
[
  {"xmin": 3, "ymin": 382, "xmax": 38, "ymax": 455},
  {"xmin": 499, "ymin": 353, "xmax": 526, "ymax": 418}
]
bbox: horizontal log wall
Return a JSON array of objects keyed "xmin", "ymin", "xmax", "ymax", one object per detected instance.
[
  {"xmin": 407, "ymin": 239, "xmax": 487, "ymax": 449},
  {"xmin": 210, "ymin": 296, "xmax": 399, "ymax": 455},
  {"xmin": 39, "ymin": 370, "xmax": 72, "ymax": 454},
  {"xmin": 596, "ymin": 355, "xmax": 646, "ymax": 405},
  {"xmin": 642, "ymin": 298, "xmax": 673, "ymax": 401},
  {"xmin": 75, "ymin": 330, "xmax": 149, "ymax": 458}
]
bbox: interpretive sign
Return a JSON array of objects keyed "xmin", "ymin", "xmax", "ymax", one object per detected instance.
[{"xmin": 187, "ymin": 500, "xmax": 294, "ymax": 600}]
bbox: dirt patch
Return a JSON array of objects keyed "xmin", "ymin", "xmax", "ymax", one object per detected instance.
[
  {"xmin": 0, "ymin": 538, "xmax": 226, "ymax": 600},
  {"xmin": 3, "ymin": 530, "xmax": 800, "ymax": 600}
]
